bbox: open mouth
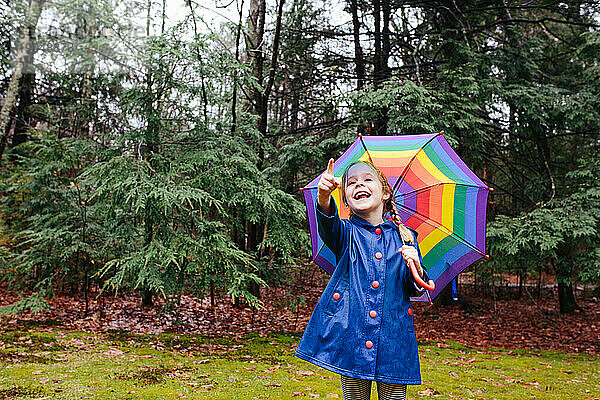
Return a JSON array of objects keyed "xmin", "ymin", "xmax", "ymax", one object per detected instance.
[{"xmin": 354, "ymin": 191, "xmax": 371, "ymax": 200}]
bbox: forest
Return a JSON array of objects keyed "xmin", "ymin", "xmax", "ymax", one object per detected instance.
[{"xmin": 1, "ymin": 0, "xmax": 599, "ymax": 319}]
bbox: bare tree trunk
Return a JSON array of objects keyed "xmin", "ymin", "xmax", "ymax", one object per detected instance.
[
  {"xmin": 552, "ymin": 256, "xmax": 579, "ymax": 314},
  {"xmin": 259, "ymin": 0, "xmax": 285, "ymax": 137},
  {"xmin": 558, "ymin": 282, "xmax": 579, "ymax": 314},
  {"xmin": 186, "ymin": 0, "xmax": 209, "ymax": 123},
  {"xmin": 0, "ymin": 0, "xmax": 45, "ymax": 162},
  {"xmin": 161, "ymin": 0, "xmax": 166, "ymax": 33},
  {"xmin": 497, "ymin": 0, "xmax": 528, "ymax": 216},
  {"xmin": 247, "ymin": 219, "xmax": 261, "ymax": 299},
  {"xmin": 381, "ymin": 0, "xmax": 391, "ymax": 82},
  {"xmin": 142, "ymin": 0, "xmax": 156, "ymax": 307},
  {"xmin": 242, "ymin": 0, "xmax": 268, "ymax": 305},
  {"xmin": 247, "ymin": 0, "xmax": 285, "ymax": 138},
  {"xmin": 11, "ymin": 1, "xmax": 41, "ymax": 151},
  {"xmin": 497, "ymin": 0, "xmax": 520, "ymax": 48},
  {"xmin": 536, "ymin": 262, "xmax": 542, "ymax": 298},
  {"xmin": 349, "ymin": 0, "xmax": 365, "ymax": 90},
  {"xmin": 372, "ymin": 0, "xmax": 391, "ymax": 134},
  {"xmin": 517, "ymin": 268, "xmax": 523, "ymax": 299},
  {"xmin": 243, "ymin": 0, "xmax": 286, "ymax": 303},
  {"xmin": 247, "ymin": 0, "xmax": 266, "ymax": 130},
  {"xmin": 231, "ymin": 0, "xmax": 245, "ymax": 134},
  {"xmin": 76, "ymin": 9, "xmax": 97, "ymax": 140},
  {"xmin": 373, "ymin": 0, "xmax": 382, "ymax": 84},
  {"xmin": 289, "ymin": 81, "xmax": 299, "ymax": 132},
  {"xmin": 11, "ymin": 45, "xmax": 35, "ymax": 149}
]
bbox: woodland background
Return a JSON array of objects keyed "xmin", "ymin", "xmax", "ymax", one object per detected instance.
[{"xmin": 0, "ymin": 0, "xmax": 599, "ymax": 323}]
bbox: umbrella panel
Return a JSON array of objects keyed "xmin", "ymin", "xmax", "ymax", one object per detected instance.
[{"xmin": 303, "ymin": 132, "xmax": 489, "ymax": 300}]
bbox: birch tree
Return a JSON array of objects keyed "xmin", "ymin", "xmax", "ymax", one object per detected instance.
[{"xmin": 0, "ymin": 0, "xmax": 45, "ymax": 161}]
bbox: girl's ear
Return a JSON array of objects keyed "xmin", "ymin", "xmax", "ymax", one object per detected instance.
[{"xmin": 382, "ymin": 188, "xmax": 391, "ymax": 201}]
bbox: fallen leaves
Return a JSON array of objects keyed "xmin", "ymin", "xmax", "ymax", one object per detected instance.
[
  {"xmin": 0, "ymin": 279, "xmax": 598, "ymax": 354},
  {"xmin": 413, "ymin": 288, "xmax": 600, "ymax": 354},
  {"xmin": 102, "ymin": 349, "xmax": 125, "ymax": 357},
  {"xmin": 294, "ymin": 393, "xmax": 320, "ymax": 399},
  {"xmin": 418, "ymin": 388, "xmax": 440, "ymax": 396},
  {"xmin": 262, "ymin": 365, "xmax": 280, "ymax": 374},
  {"xmin": 295, "ymin": 370, "xmax": 315, "ymax": 376}
]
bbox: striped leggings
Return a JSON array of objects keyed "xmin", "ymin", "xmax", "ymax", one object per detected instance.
[{"xmin": 340, "ymin": 375, "xmax": 407, "ymax": 400}]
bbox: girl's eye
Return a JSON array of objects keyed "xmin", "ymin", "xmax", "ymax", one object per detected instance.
[
  {"xmin": 366, "ymin": 178, "xmax": 373, "ymax": 182},
  {"xmin": 348, "ymin": 181, "xmax": 356, "ymax": 186}
]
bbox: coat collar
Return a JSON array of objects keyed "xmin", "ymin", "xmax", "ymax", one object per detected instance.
[{"xmin": 350, "ymin": 214, "xmax": 397, "ymax": 231}]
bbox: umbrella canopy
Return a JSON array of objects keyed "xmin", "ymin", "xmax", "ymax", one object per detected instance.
[{"xmin": 301, "ymin": 132, "xmax": 490, "ymax": 301}]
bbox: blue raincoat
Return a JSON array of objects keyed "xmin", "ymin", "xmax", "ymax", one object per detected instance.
[{"xmin": 295, "ymin": 196, "xmax": 427, "ymax": 384}]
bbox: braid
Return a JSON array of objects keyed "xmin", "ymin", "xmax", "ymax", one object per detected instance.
[
  {"xmin": 380, "ymin": 177, "xmax": 414, "ymax": 244},
  {"xmin": 388, "ymin": 201, "xmax": 414, "ymax": 244}
]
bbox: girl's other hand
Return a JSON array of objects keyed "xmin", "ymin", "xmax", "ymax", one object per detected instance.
[
  {"xmin": 400, "ymin": 245, "xmax": 423, "ymax": 278},
  {"xmin": 317, "ymin": 158, "xmax": 342, "ymax": 213}
]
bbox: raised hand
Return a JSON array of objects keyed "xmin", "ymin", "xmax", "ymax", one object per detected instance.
[{"xmin": 317, "ymin": 158, "xmax": 342, "ymax": 213}]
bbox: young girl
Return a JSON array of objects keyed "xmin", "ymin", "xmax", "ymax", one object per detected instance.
[{"xmin": 295, "ymin": 158, "xmax": 430, "ymax": 400}]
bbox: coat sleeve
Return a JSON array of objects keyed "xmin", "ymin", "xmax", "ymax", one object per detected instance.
[{"xmin": 316, "ymin": 195, "xmax": 350, "ymax": 261}]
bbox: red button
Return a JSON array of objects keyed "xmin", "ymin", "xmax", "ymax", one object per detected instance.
[
  {"xmin": 333, "ymin": 292, "xmax": 340, "ymax": 300},
  {"xmin": 371, "ymin": 281, "xmax": 379, "ymax": 289},
  {"xmin": 375, "ymin": 228, "xmax": 382, "ymax": 235},
  {"xmin": 375, "ymin": 252, "xmax": 382, "ymax": 259},
  {"xmin": 369, "ymin": 310, "xmax": 377, "ymax": 318},
  {"xmin": 365, "ymin": 341, "xmax": 373, "ymax": 349},
  {"xmin": 407, "ymin": 308, "xmax": 413, "ymax": 316}
]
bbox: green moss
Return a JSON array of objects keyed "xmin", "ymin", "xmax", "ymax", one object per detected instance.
[
  {"xmin": 0, "ymin": 385, "xmax": 46, "ymax": 398},
  {"xmin": 0, "ymin": 352, "xmax": 53, "ymax": 363},
  {"xmin": 0, "ymin": 328, "xmax": 597, "ymax": 399},
  {"xmin": 115, "ymin": 366, "xmax": 199, "ymax": 384}
]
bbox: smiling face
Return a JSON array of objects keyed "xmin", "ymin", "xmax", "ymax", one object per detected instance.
[{"xmin": 342, "ymin": 162, "xmax": 391, "ymax": 223}]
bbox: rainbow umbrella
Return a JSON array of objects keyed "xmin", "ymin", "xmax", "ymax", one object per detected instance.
[{"xmin": 301, "ymin": 132, "xmax": 491, "ymax": 301}]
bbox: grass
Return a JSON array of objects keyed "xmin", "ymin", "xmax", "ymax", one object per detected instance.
[{"xmin": 0, "ymin": 328, "xmax": 597, "ymax": 399}]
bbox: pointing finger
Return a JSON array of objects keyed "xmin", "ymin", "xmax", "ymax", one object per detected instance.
[{"xmin": 327, "ymin": 158, "xmax": 334, "ymax": 175}]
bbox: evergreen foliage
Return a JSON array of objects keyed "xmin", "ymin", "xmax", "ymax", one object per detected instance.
[{"xmin": 0, "ymin": 0, "xmax": 598, "ymax": 314}]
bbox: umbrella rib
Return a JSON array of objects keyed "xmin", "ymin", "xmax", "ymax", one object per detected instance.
[
  {"xmin": 391, "ymin": 131, "xmax": 444, "ymax": 193},
  {"xmin": 395, "ymin": 201, "xmax": 489, "ymax": 258},
  {"xmin": 358, "ymin": 133, "xmax": 374, "ymax": 164},
  {"xmin": 394, "ymin": 182, "xmax": 489, "ymax": 201}
]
